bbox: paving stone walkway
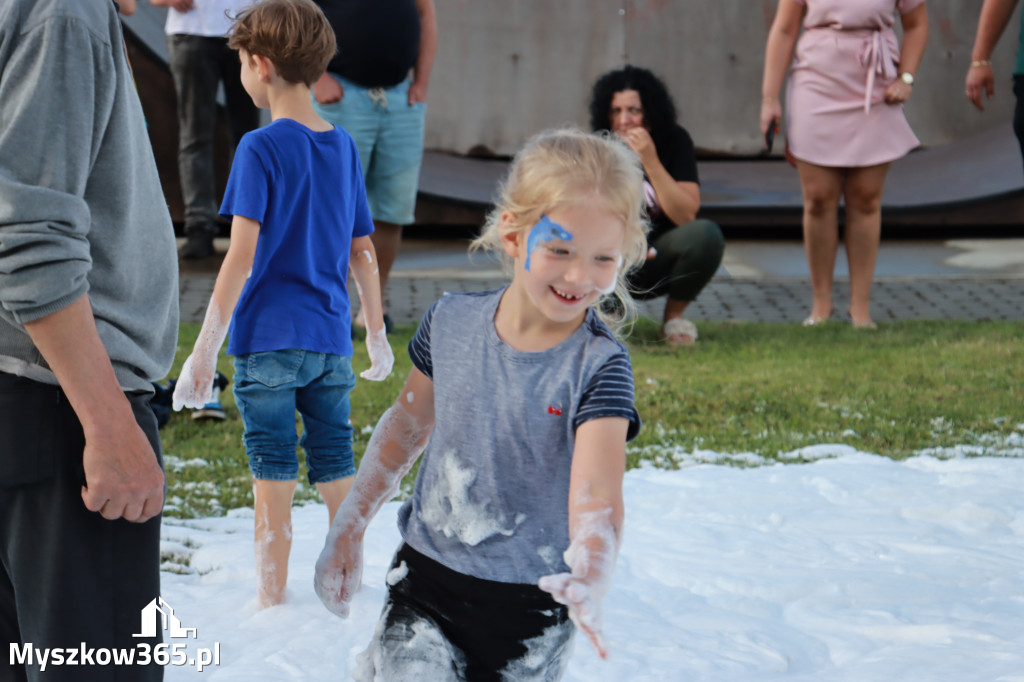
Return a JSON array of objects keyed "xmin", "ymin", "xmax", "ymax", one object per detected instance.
[{"xmin": 179, "ymin": 271, "xmax": 1024, "ymax": 327}]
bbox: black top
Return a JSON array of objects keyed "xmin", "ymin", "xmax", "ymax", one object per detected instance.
[
  {"xmin": 649, "ymin": 123, "xmax": 699, "ymax": 240},
  {"xmin": 315, "ymin": 0, "xmax": 421, "ymax": 88}
]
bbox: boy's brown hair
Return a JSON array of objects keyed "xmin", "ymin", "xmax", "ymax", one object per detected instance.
[{"xmin": 228, "ymin": 0, "xmax": 336, "ymax": 86}]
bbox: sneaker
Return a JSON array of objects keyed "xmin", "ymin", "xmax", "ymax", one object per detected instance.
[
  {"xmin": 149, "ymin": 380, "xmax": 174, "ymax": 429},
  {"xmin": 192, "ymin": 372, "xmax": 229, "ymax": 422}
]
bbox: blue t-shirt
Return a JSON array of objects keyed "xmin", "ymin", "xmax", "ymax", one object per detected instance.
[
  {"xmin": 220, "ymin": 119, "xmax": 373, "ymax": 356},
  {"xmin": 398, "ymin": 288, "xmax": 641, "ymax": 584}
]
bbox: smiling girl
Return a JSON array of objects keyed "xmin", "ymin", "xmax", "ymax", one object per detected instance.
[{"xmin": 313, "ymin": 128, "xmax": 648, "ymax": 680}]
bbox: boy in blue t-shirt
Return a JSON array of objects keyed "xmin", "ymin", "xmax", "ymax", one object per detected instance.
[{"xmin": 172, "ymin": 0, "xmax": 394, "ymax": 608}]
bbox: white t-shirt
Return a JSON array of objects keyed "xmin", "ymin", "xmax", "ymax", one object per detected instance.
[{"xmin": 165, "ymin": 0, "xmax": 252, "ymax": 37}]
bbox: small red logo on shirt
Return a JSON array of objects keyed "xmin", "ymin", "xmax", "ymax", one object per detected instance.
[{"xmin": 547, "ymin": 405, "xmax": 562, "ymax": 416}]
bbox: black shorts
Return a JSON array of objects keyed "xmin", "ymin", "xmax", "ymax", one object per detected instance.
[{"xmin": 356, "ymin": 543, "xmax": 575, "ymax": 682}]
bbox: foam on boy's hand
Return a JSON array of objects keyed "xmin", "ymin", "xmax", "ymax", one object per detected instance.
[
  {"xmin": 360, "ymin": 327, "xmax": 394, "ymax": 381},
  {"xmin": 172, "ymin": 354, "xmax": 213, "ymax": 411}
]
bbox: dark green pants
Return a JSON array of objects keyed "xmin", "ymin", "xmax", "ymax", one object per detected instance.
[{"xmin": 630, "ymin": 218, "xmax": 725, "ymax": 302}]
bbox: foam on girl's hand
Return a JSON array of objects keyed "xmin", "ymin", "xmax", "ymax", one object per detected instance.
[
  {"xmin": 537, "ymin": 502, "xmax": 619, "ymax": 659},
  {"xmin": 525, "ymin": 214, "xmax": 573, "ymax": 271}
]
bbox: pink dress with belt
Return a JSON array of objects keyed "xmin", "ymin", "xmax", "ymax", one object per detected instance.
[{"xmin": 786, "ymin": 0, "xmax": 925, "ymax": 167}]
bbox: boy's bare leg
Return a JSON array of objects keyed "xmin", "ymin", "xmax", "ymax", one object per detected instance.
[
  {"xmin": 316, "ymin": 475, "xmax": 355, "ymax": 526},
  {"xmin": 253, "ymin": 479, "xmax": 297, "ymax": 607}
]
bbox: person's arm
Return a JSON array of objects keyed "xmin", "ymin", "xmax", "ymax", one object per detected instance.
[
  {"xmin": 967, "ymin": 0, "xmax": 1021, "ymax": 110},
  {"xmin": 24, "ymin": 297, "xmax": 164, "ymax": 523},
  {"xmin": 538, "ymin": 416, "xmax": 628, "ymax": 660},
  {"xmin": 172, "ymin": 215, "xmax": 258, "ymax": 409},
  {"xmin": 407, "ymin": 0, "xmax": 437, "ymax": 105},
  {"xmin": 884, "ymin": 3, "xmax": 929, "ymax": 104},
  {"xmin": 314, "ymin": 367, "xmax": 435, "ymax": 617},
  {"xmin": 313, "ymin": 71, "xmax": 344, "ymax": 105},
  {"xmin": 349, "ymin": 235, "xmax": 394, "ymax": 381},
  {"xmin": 621, "ymin": 127, "xmax": 700, "ymax": 226},
  {"xmin": 1, "ymin": 11, "xmax": 161, "ymax": 523},
  {"xmin": 760, "ymin": 0, "xmax": 804, "ymax": 135},
  {"xmin": 149, "ymin": 0, "xmax": 194, "ymax": 12},
  {"xmin": 117, "ymin": 0, "xmax": 137, "ymax": 16}
]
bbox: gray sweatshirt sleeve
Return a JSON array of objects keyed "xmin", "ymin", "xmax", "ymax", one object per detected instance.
[{"xmin": 0, "ymin": 14, "xmax": 115, "ymax": 324}]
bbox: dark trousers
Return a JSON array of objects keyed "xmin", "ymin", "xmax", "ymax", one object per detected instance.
[
  {"xmin": 168, "ymin": 34, "xmax": 260, "ymax": 237},
  {"xmin": 0, "ymin": 374, "xmax": 164, "ymax": 681},
  {"xmin": 631, "ymin": 218, "xmax": 725, "ymax": 302},
  {"xmin": 362, "ymin": 544, "xmax": 574, "ymax": 681},
  {"xmin": 1013, "ymin": 75, "xmax": 1024, "ymax": 173}
]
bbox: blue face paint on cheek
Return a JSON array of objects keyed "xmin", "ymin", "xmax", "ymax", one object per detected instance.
[{"xmin": 524, "ymin": 215, "xmax": 574, "ymax": 271}]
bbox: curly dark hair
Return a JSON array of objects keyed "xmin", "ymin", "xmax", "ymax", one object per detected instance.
[{"xmin": 588, "ymin": 65, "xmax": 678, "ymax": 158}]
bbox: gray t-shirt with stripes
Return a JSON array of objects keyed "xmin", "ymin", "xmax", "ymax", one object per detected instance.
[{"xmin": 397, "ymin": 288, "xmax": 640, "ymax": 584}]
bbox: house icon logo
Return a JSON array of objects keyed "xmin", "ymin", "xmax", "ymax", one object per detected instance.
[{"xmin": 133, "ymin": 597, "xmax": 197, "ymax": 639}]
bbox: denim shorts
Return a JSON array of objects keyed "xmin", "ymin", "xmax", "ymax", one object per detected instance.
[
  {"xmin": 312, "ymin": 74, "xmax": 426, "ymax": 226},
  {"xmin": 233, "ymin": 350, "xmax": 357, "ymax": 484}
]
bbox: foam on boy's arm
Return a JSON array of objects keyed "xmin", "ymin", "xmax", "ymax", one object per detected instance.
[{"xmin": 349, "ymin": 238, "xmax": 385, "ymax": 334}]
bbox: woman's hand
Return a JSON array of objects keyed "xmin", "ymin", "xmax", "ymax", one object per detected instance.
[
  {"xmin": 313, "ymin": 72, "xmax": 344, "ymax": 105},
  {"xmin": 883, "ymin": 79, "xmax": 913, "ymax": 105},
  {"xmin": 760, "ymin": 97, "xmax": 782, "ymax": 136},
  {"xmin": 618, "ymin": 127, "xmax": 659, "ymax": 168},
  {"xmin": 966, "ymin": 62, "xmax": 995, "ymax": 111}
]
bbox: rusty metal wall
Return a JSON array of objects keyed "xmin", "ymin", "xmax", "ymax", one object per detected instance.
[{"xmin": 426, "ymin": 0, "xmax": 1021, "ymax": 156}]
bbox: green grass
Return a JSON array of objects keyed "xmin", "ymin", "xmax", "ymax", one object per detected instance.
[{"xmin": 159, "ymin": 319, "xmax": 1024, "ymax": 519}]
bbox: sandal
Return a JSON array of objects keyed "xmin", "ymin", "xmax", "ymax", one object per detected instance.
[
  {"xmin": 846, "ymin": 309, "xmax": 877, "ymax": 330},
  {"xmin": 802, "ymin": 314, "xmax": 830, "ymax": 327},
  {"xmin": 802, "ymin": 308, "xmax": 834, "ymax": 327},
  {"xmin": 662, "ymin": 317, "xmax": 698, "ymax": 347}
]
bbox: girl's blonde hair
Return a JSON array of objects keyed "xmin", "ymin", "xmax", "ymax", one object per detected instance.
[{"xmin": 471, "ymin": 127, "xmax": 649, "ymax": 333}]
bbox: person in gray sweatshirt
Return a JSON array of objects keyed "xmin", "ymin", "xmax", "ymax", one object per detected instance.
[{"xmin": 0, "ymin": 1, "xmax": 178, "ymax": 679}]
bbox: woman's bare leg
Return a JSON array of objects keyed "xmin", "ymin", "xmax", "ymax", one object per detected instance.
[
  {"xmin": 796, "ymin": 160, "xmax": 844, "ymax": 321},
  {"xmin": 843, "ymin": 162, "xmax": 890, "ymax": 327}
]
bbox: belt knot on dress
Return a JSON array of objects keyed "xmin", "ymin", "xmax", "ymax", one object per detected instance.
[{"xmin": 857, "ymin": 28, "xmax": 898, "ymax": 114}]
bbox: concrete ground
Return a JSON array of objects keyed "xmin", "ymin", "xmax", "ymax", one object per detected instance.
[{"xmin": 178, "ymin": 236, "xmax": 1024, "ymax": 327}]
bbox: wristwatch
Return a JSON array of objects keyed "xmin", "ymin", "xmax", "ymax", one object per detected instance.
[{"xmin": 899, "ymin": 72, "xmax": 915, "ymax": 86}]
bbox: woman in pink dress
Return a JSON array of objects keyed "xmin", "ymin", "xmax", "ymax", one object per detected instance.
[{"xmin": 761, "ymin": 0, "xmax": 929, "ymax": 328}]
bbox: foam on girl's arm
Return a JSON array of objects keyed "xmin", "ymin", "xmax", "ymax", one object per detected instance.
[
  {"xmin": 539, "ymin": 497, "xmax": 621, "ymax": 659},
  {"xmin": 538, "ymin": 416, "xmax": 627, "ymax": 659},
  {"xmin": 314, "ymin": 372, "xmax": 434, "ymax": 617}
]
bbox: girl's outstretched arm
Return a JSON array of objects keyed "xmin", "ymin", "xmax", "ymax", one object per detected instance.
[
  {"xmin": 349, "ymin": 235, "xmax": 394, "ymax": 381},
  {"xmin": 314, "ymin": 367, "xmax": 435, "ymax": 617},
  {"xmin": 173, "ymin": 215, "xmax": 258, "ymax": 410},
  {"xmin": 539, "ymin": 416, "xmax": 628, "ymax": 659}
]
